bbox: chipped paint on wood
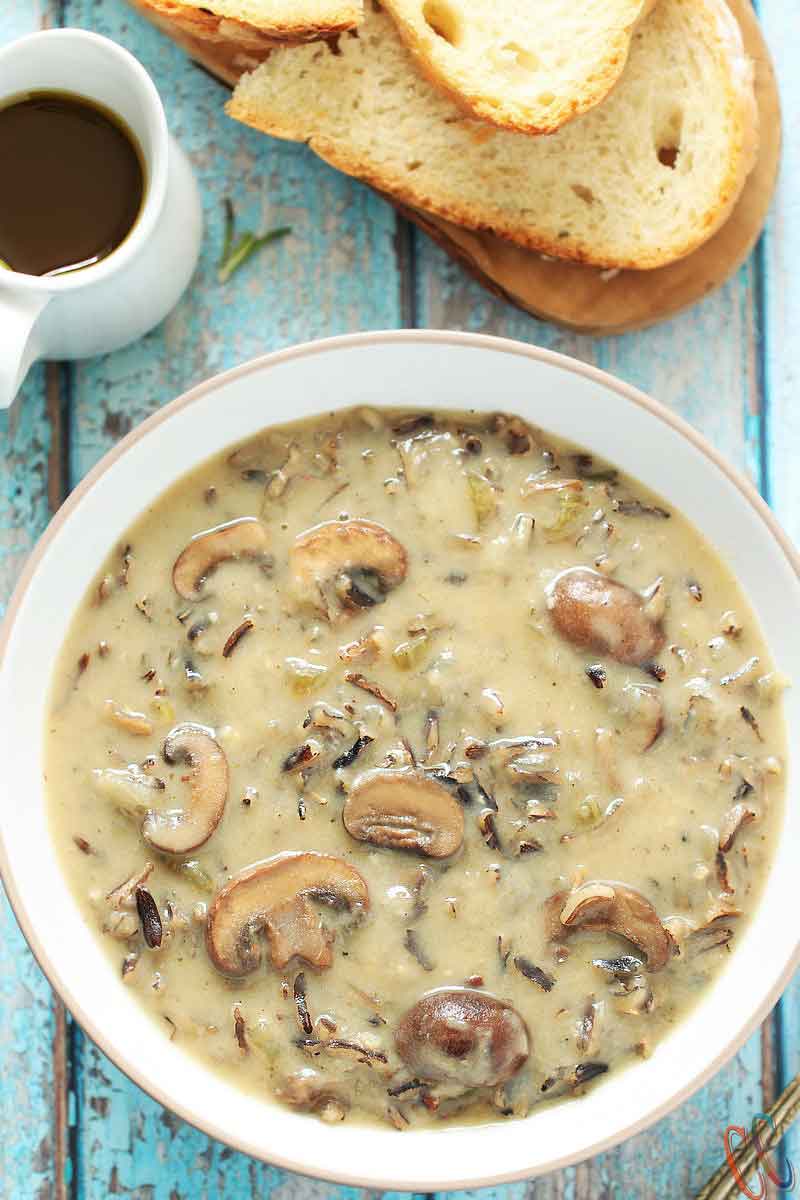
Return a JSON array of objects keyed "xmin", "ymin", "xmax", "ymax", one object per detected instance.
[
  {"xmin": 75, "ymin": 1024, "xmax": 428, "ymax": 1199},
  {"xmin": 0, "ymin": 17, "xmax": 65, "ymax": 1200},
  {"xmin": 757, "ymin": 0, "xmax": 800, "ymax": 1187},
  {"xmin": 68, "ymin": 0, "xmax": 401, "ymax": 481},
  {"xmin": 415, "ymin": 239, "xmax": 763, "ymax": 484}
]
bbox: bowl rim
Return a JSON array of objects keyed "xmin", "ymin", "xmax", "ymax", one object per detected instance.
[{"xmin": 2, "ymin": 328, "xmax": 799, "ymax": 1188}]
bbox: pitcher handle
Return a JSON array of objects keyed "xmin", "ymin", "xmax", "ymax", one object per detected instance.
[{"xmin": 0, "ymin": 289, "xmax": 50, "ymax": 409}]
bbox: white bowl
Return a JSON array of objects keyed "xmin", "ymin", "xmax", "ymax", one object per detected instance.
[{"xmin": 2, "ymin": 331, "xmax": 799, "ymax": 1189}]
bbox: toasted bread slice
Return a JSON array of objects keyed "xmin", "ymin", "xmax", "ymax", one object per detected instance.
[
  {"xmin": 229, "ymin": 0, "xmax": 758, "ymax": 270},
  {"xmin": 137, "ymin": 0, "xmax": 362, "ymax": 49},
  {"xmin": 381, "ymin": 0, "xmax": 657, "ymax": 135}
]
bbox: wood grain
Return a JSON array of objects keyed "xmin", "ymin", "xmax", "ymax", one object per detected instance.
[
  {"xmin": 62, "ymin": 1, "xmax": 409, "ymax": 1194},
  {"xmin": 69, "ymin": 53, "xmax": 401, "ymax": 476},
  {"xmin": 755, "ymin": 0, "xmax": 800, "ymax": 1190},
  {"xmin": 399, "ymin": 0, "xmax": 780, "ymax": 336},
  {"xmin": 128, "ymin": 0, "xmax": 780, "ymax": 337},
  {"xmin": 0, "ymin": 14, "xmax": 68, "ymax": 1200}
]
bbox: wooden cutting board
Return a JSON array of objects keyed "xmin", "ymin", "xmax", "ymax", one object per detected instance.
[{"xmin": 129, "ymin": 0, "xmax": 780, "ymax": 334}]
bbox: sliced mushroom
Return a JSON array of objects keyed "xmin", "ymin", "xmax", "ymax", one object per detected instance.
[
  {"xmin": 395, "ymin": 988, "xmax": 529, "ymax": 1088},
  {"xmin": 697, "ymin": 897, "xmax": 743, "ymax": 929},
  {"xmin": 718, "ymin": 801, "xmax": 758, "ymax": 852},
  {"xmin": 343, "ymin": 768, "xmax": 464, "ymax": 858},
  {"xmin": 686, "ymin": 901, "xmax": 741, "ymax": 956},
  {"xmin": 206, "ymin": 851, "xmax": 369, "ymax": 976},
  {"xmin": 141, "ymin": 724, "xmax": 228, "ymax": 855},
  {"xmin": 687, "ymin": 923, "xmax": 736, "ymax": 957},
  {"xmin": 546, "ymin": 568, "xmax": 665, "ymax": 665},
  {"xmin": 557, "ymin": 881, "xmax": 675, "ymax": 971},
  {"xmin": 543, "ymin": 889, "xmax": 570, "ymax": 944},
  {"xmin": 172, "ymin": 518, "xmax": 270, "ymax": 601},
  {"xmin": 290, "ymin": 519, "xmax": 408, "ymax": 620},
  {"xmin": 541, "ymin": 1061, "xmax": 609, "ymax": 1096}
]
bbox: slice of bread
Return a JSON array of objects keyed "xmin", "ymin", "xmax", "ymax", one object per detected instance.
[
  {"xmin": 381, "ymin": 0, "xmax": 657, "ymax": 135},
  {"xmin": 128, "ymin": 0, "xmax": 268, "ymax": 75},
  {"xmin": 137, "ymin": 0, "xmax": 363, "ymax": 49},
  {"xmin": 228, "ymin": 0, "xmax": 758, "ymax": 270}
]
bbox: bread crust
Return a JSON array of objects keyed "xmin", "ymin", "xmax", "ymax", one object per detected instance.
[
  {"xmin": 229, "ymin": 0, "xmax": 759, "ymax": 272},
  {"xmin": 381, "ymin": 0, "xmax": 659, "ymax": 136},
  {"xmin": 699, "ymin": 0, "xmax": 760, "ymax": 248},
  {"xmin": 137, "ymin": 0, "xmax": 361, "ymax": 48},
  {"xmin": 127, "ymin": 0, "xmax": 266, "ymax": 77}
]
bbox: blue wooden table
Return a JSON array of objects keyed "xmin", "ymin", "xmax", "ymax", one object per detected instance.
[{"xmin": 1, "ymin": 2, "xmax": 798, "ymax": 1196}]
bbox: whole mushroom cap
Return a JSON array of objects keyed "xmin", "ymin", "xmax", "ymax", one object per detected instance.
[
  {"xmin": 547, "ymin": 567, "xmax": 664, "ymax": 665},
  {"xmin": 395, "ymin": 988, "xmax": 530, "ymax": 1087}
]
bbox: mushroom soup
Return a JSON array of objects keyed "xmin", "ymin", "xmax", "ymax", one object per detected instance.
[{"xmin": 46, "ymin": 407, "xmax": 787, "ymax": 1128}]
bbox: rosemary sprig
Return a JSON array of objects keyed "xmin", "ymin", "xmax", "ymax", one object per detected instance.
[
  {"xmin": 218, "ymin": 197, "xmax": 291, "ymax": 284},
  {"xmin": 221, "ymin": 196, "xmax": 235, "ymax": 265}
]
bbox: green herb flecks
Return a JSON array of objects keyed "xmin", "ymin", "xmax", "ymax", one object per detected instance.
[{"xmin": 218, "ymin": 198, "xmax": 291, "ymax": 284}]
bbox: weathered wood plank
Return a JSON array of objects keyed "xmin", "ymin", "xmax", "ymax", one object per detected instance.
[
  {"xmin": 0, "ymin": 15, "xmax": 68, "ymax": 1200},
  {"xmin": 63, "ymin": 2, "xmax": 409, "ymax": 1195},
  {"xmin": 0, "ymin": 370, "xmax": 52, "ymax": 606},
  {"xmin": 756, "ymin": 0, "xmax": 800, "ymax": 1186},
  {"xmin": 760, "ymin": 5, "xmax": 800, "ymax": 537},
  {"xmin": 413, "ymin": 232, "xmax": 771, "ymax": 1197},
  {"xmin": 69, "ymin": 0, "xmax": 401, "ymax": 480},
  {"xmin": 74, "ymin": 1032, "xmax": 427, "ymax": 1200},
  {"xmin": 415, "ymin": 240, "xmax": 764, "ymax": 487}
]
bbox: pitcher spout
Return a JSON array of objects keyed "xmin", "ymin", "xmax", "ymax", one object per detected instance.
[{"xmin": 0, "ymin": 288, "xmax": 50, "ymax": 408}]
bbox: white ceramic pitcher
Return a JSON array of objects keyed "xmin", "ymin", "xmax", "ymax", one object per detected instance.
[{"xmin": 0, "ymin": 28, "xmax": 203, "ymax": 408}]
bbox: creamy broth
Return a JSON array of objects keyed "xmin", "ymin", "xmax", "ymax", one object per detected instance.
[{"xmin": 46, "ymin": 407, "xmax": 787, "ymax": 1129}]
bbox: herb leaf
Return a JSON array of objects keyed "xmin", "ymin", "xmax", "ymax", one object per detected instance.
[
  {"xmin": 221, "ymin": 197, "xmax": 235, "ymax": 265},
  {"xmin": 218, "ymin": 200, "xmax": 291, "ymax": 284}
]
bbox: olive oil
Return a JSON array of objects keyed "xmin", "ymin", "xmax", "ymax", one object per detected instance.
[{"xmin": 0, "ymin": 91, "xmax": 144, "ymax": 277}]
